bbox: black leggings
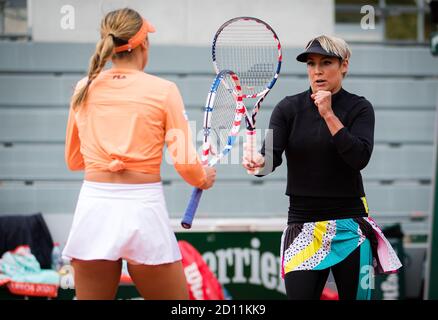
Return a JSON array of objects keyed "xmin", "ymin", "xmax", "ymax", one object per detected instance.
[{"xmin": 284, "ymin": 245, "xmax": 361, "ymax": 300}]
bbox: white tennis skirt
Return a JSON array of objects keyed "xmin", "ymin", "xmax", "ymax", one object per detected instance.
[{"xmin": 62, "ymin": 180, "xmax": 181, "ymax": 265}]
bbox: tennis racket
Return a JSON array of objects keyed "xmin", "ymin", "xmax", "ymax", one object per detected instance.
[
  {"xmin": 212, "ymin": 16, "xmax": 282, "ymax": 172},
  {"xmin": 181, "ymin": 70, "xmax": 244, "ymax": 229}
]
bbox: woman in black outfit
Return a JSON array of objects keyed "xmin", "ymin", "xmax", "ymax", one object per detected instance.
[{"xmin": 242, "ymin": 35, "xmax": 402, "ymax": 300}]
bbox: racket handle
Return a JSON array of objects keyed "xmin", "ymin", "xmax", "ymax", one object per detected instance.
[
  {"xmin": 246, "ymin": 131, "xmax": 259, "ymax": 175},
  {"xmin": 181, "ymin": 187, "xmax": 204, "ymax": 229}
]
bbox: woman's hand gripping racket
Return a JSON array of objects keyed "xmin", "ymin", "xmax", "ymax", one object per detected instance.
[
  {"xmin": 212, "ymin": 16, "xmax": 282, "ymax": 174},
  {"xmin": 181, "ymin": 70, "xmax": 244, "ymax": 229}
]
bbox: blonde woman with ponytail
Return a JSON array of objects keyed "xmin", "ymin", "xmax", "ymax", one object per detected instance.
[{"xmin": 63, "ymin": 8, "xmax": 216, "ymax": 300}]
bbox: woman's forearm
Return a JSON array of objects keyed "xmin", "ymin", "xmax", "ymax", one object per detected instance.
[{"xmin": 323, "ymin": 112, "xmax": 344, "ymax": 136}]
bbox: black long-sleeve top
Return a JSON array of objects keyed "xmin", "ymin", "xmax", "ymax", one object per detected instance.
[{"xmin": 259, "ymin": 87, "xmax": 375, "ymax": 223}]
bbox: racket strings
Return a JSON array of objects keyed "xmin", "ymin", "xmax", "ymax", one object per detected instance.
[
  {"xmin": 209, "ymin": 76, "xmax": 240, "ymax": 155},
  {"xmin": 215, "ymin": 21, "xmax": 279, "ymax": 96}
]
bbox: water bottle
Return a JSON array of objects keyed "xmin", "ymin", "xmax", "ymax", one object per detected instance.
[{"xmin": 51, "ymin": 242, "xmax": 62, "ymax": 271}]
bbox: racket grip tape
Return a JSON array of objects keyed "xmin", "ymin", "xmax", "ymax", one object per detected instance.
[
  {"xmin": 246, "ymin": 131, "xmax": 259, "ymax": 175},
  {"xmin": 181, "ymin": 187, "xmax": 204, "ymax": 229}
]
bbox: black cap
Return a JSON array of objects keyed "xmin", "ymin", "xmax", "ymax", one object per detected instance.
[{"xmin": 296, "ymin": 39, "xmax": 342, "ymax": 62}]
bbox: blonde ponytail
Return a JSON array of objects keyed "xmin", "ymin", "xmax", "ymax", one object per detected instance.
[
  {"xmin": 72, "ymin": 35, "xmax": 114, "ymax": 108},
  {"xmin": 72, "ymin": 8, "xmax": 143, "ymax": 109}
]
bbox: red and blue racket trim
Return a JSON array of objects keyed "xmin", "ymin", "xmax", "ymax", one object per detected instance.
[
  {"xmin": 212, "ymin": 16, "xmax": 282, "ymax": 98},
  {"xmin": 211, "ymin": 16, "xmax": 282, "ymax": 132},
  {"xmin": 181, "ymin": 70, "xmax": 244, "ymax": 229}
]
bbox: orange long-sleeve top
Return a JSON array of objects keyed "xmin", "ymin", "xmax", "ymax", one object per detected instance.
[{"xmin": 65, "ymin": 68, "xmax": 207, "ymax": 188}]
